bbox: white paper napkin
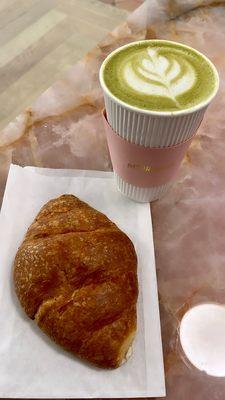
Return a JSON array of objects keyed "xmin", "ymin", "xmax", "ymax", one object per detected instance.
[{"xmin": 0, "ymin": 165, "xmax": 165, "ymax": 398}]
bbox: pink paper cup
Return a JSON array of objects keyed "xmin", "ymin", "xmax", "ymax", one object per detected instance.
[
  {"xmin": 100, "ymin": 40, "xmax": 219, "ymax": 202},
  {"xmin": 103, "ymin": 109, "xmax": 196, "ymax": 188}
]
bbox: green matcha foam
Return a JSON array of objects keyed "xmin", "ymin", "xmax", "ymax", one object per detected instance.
[{"xmin": 101, "ymin": 40, "xmax": 219, "ymax": 113}]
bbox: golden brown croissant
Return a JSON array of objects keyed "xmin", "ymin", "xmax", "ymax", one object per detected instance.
[{"xmin": 14, "ymin": 195, "xmax": 138, "ymax": 368}]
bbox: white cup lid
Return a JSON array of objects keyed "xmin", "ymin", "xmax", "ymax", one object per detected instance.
[{"xmin": 180, "ymin": 303, "xmax": 225, "ymax": 377}]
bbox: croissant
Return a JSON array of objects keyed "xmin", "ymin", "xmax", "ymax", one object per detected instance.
[{"xmin": 14, "ymin": 195, "xmax": 138, "ymax": 368}]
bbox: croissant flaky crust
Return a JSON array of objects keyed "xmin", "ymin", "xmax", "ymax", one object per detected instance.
[{"xmin": 14, "ymin": 195, "xmax": 138, "ymax": 368}]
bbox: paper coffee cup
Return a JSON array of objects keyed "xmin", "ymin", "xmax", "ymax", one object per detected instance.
[{"xmin": 99, "ymin": 40, "xmax": 219, "ymax": 202}]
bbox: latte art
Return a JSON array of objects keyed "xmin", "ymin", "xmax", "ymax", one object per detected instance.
[
  {"xmin": 124, "ymin": 48, "xmax": 196, "ymax": 108},
  {"xmin": 102, "ymin": 40, "xmax": 218, "ymax": 112}
]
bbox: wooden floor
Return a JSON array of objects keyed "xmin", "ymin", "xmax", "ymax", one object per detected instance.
[{"xmin": 0, "ymin": 0, "xmax": 129, "ymax": 130}]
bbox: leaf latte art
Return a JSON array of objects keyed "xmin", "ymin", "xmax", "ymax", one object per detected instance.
[
  {"xmin": 102, "ymin": 41, "xmax": 218, "ymax": 112},
  {"xmin": 124, "ymin": 48, "xmax": 196, "ymax": 108}
]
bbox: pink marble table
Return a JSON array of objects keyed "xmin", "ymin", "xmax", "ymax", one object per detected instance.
[{"xmin": 1, "ymin": 1, "xmax": 225, "ymax": 399}]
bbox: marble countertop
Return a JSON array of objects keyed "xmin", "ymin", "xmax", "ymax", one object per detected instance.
[{"xmin": 0, "ymin": 0, "xmax": 225, "ymax": 398}]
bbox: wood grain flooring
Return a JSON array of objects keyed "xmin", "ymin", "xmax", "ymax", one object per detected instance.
[{"xmin": 0, "ymin": 0, "xmax": 129, "ymax": 130}]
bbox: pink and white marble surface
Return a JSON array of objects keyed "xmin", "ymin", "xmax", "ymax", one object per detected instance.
[{"xmin": 1, "ymin": 0, "xmax": 225, "ymax": 398}]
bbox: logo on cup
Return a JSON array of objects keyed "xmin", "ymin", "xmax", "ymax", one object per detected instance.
[
  {"xmin": 128, "ymin": 163, "xmax": 152, "ymax": 173},
  {"xmin": 127, "ymin": 162, "xmax": 177, "ymax": 173}
]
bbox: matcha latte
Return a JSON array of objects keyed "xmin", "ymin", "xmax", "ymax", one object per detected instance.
[
  {"xmin": 100, "ymin": 40, "xmax": 219, "ymax": 203},
  {"xmin": 101, "ymin": 40, "xmax": 218, "ymax": 113}
]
